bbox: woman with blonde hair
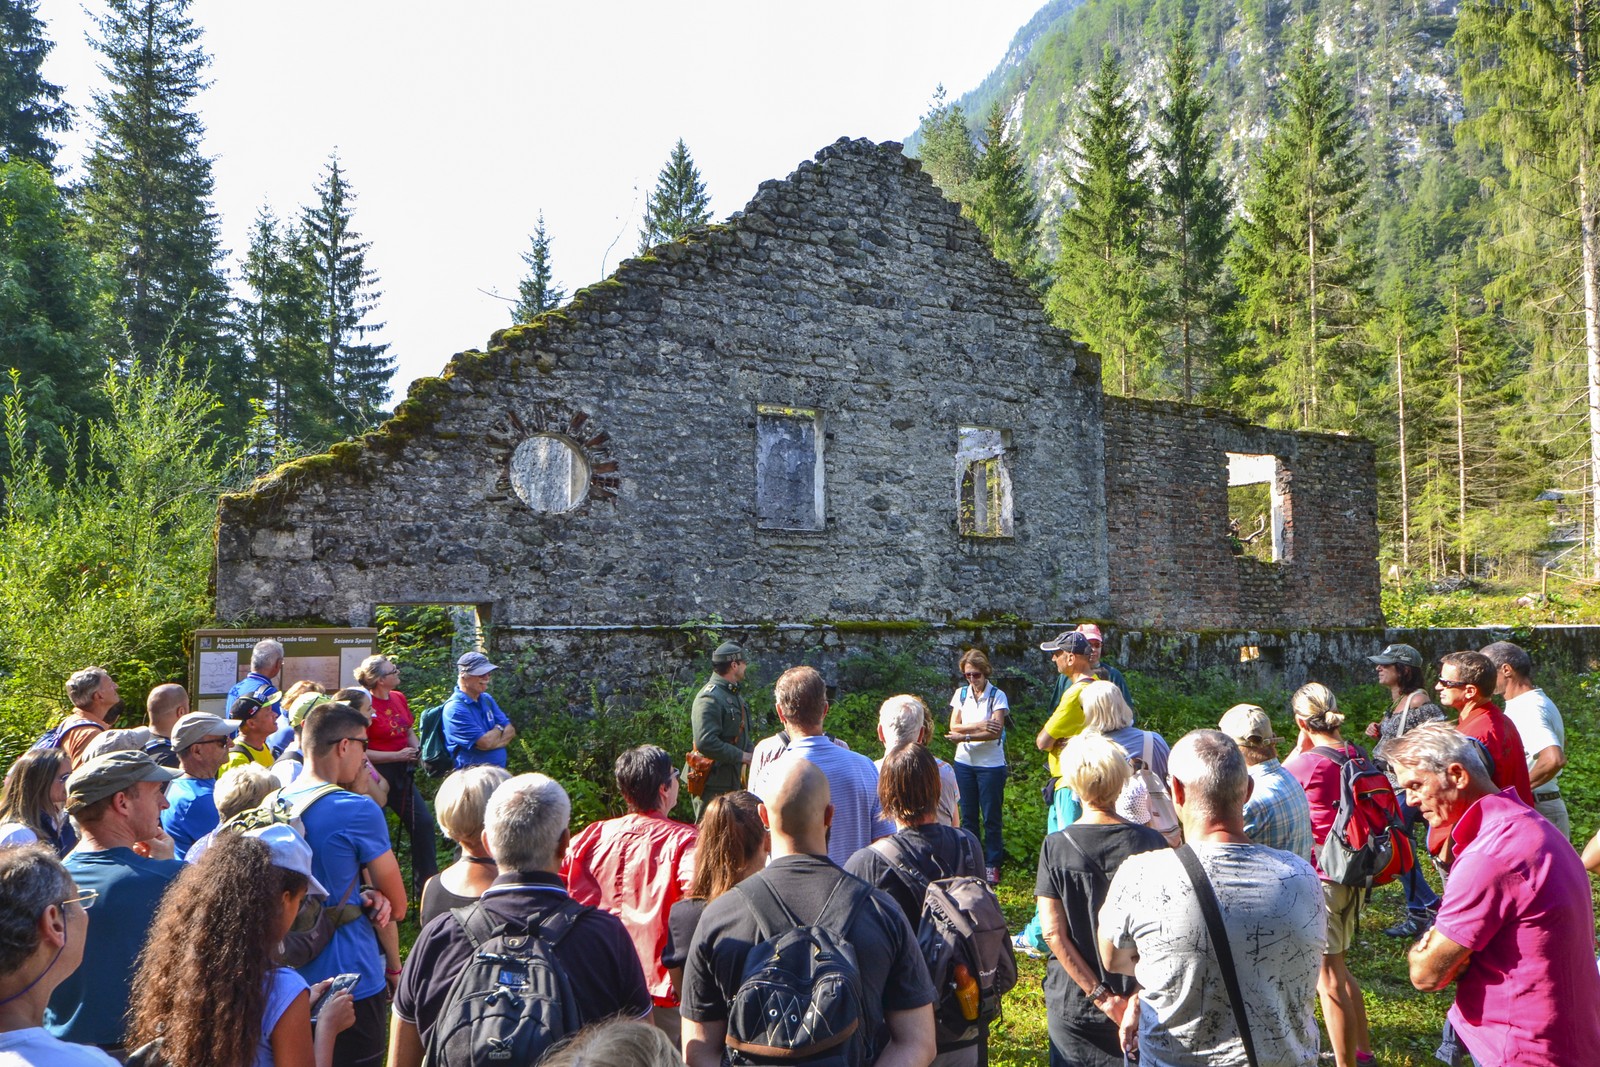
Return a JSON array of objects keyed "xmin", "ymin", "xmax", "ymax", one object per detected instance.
[
  {"xmin": 1283, "ymin": 682, "xmax": 1374, "ymax": 1067},
  {"xmin": 0, "ymin": 749, "xmax": 70, "ymax": 854},
  {"xmin": 1035, "ymin": 732, "xmax": 1166, "ymax": 1067},
  {"xmin": 661, "ymin": 791, "xmax": 767, "ymax": 999},
  {"xmin": 946, "ymin": 648, "xmax": 1008, "ymax": 885},
  {"xmin": 419, "ymin": 765, "xmax": 511, "ymax": 926}
]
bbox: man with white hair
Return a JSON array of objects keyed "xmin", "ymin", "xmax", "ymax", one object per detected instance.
[
  {"xmin": 1392, "ymin": 723, "xmax": 1600, "ymax": 1064},
  {"xmin": 876, "ymin": 694, "xmax": 959, "ymax": 827},
  {"xmin": 1098, "ymin": 730, "xmax": 1323, "ymax": 1066},
  {"xmin": 388, "ymin": 773, "xmax": 650, "ymax": 1067},
  {"xmin": 225, "ymin": 639, "xmax": 284, "ymax": 733}
]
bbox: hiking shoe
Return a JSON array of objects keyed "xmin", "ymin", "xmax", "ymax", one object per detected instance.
[
  {"xmin": 1383, "ymin": 912, "xmax": 1434, "ymax": 939},
  {"xmin": 1012, "ymin": 932, "xmax": 1045, "ymax": 959},
  {"xmin": 986, "ymin": 866, "xmax": 1001, "ymax": 887}
]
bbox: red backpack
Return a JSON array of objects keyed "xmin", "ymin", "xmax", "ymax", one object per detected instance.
[{"xmin": 1314, "ymin": 745, "xmax": 1415, "ymax": 893}]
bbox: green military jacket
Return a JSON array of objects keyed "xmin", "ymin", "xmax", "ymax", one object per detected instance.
[{"xmin": 691, "ymin": 674, "xmax": 752, "ymax": 795}]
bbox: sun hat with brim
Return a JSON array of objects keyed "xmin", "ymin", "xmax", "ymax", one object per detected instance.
[
  {"xmin": 1367, "ymin": 643, "xmax": 1423, "ymax": 669},
  {"xmin": 247, "ymin": 823, "xmax": 328, "ymax": 897},
  {"xmin": 1218, "ymin": 704, "xmax": 1283, "ymax": 745},
  {"xmin": 288, "ymin": 692, "xmax": 331, "ymax": 728},
  {"xmin": 66, "ymin": 750, "xmax": 180, "ymax": 812},
  {"xmin": 171, "ymin": 712, "xmax": 239, "ymax": 753}
]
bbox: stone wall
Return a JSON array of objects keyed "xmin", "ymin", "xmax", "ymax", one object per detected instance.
[
  {"xmin": 214, "ymin": 139, "xmax": 1110, "ymax": 631},
  {"xmin": 1102, "ymin": 397, "xmax": 1382, "ymax": 630}
]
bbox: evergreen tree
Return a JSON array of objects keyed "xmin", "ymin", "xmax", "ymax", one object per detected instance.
[
  {"xmin": 1456, "ymin": 0, "xmax": 1600, "ymax": 572},
  {"xmin": 512, "ymin": 212, "xmax": 566, "ymax": 322},
  {"xmin": 0, "ymin": 0, "xmax": 71, "ymax": 169},
  {"xmin": 1046, "ymin": 47, "xmax": 1159, "ymax": 396},
  {"xmin": 0, "ymin": 161, "xmax": 105, "ymax": 468},
  {"xmin": 1149, "ymin": 24, "xmax": 1232, "ymax": 400},
  {"xmin": 914, "ymin": 85, "xmax": 980, "ymax": 203},
  {"xmin": 969, "ymin": 101, "xmax": 1041, "ymax": 280},
  {"xmin": 238, "ymin": 205, "xmax": 335, "ymax": 454},
  {"xmin": 638, "ymin": 139, "xmax": 710, "ymax": 253},
  {"xmin": 76, "ymin": 0, "xmax": 236, "ymax": 410},
  {"xmin": 299, "ymin": 153, "xmax": 392, "ymax": 435},
  {"xmin": 1226, "ymin": 33, "xmax": 1370, "ymax": 430}
]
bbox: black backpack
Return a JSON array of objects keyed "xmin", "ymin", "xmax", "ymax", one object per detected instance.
[
  {"xmin": 424, "ymin": 897, "xmax": 586, "ymax": 1067},
  {"xmin": 726, "ymin": 875, "xmax": 872, "ymax": 1067},
  {"xmin": 31, "ymin": 717, "xmax": 101, "ymax": 752},
  {"xmin": 876, "ymin": 833, "xmax": 1018, "ymax": 1046}
]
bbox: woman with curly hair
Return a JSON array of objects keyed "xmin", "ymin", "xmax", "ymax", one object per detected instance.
[
  {"xmin": 0, "ymin": 749, "xmax": 71, "ymax": 854},
  {"xmin": 127, "ymin": 828, "xmax": 354, "ymax": 1066}
]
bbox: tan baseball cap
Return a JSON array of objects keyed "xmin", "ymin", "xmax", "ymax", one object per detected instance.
[
  {"xmin": 66, "ymin": 750, "xmax": 180, "ymax": 812},
  {"xmin": 1218, "ymin": 704, "xmax": 1282, "ymax": 745}
]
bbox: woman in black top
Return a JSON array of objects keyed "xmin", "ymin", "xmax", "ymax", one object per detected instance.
[
  {"xmin": 419, "ymin": 765, "xmax": 510, "ymax": 927},
  {"xmin": 660, "ymin": 790, "xmax": 767, "ymax": 998},
  {"xmin": 845, "ymin": 743, "xmax": 987, "ymax": 1067},
  {"xmin": 1035, "ymin": 732, "xmax": 1167, "ymax": 1067}
]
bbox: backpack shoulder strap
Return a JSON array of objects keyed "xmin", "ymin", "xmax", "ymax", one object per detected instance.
[
  {"xmin": 1175, "ymin": 846, "xmax": 1259, "ymax": 1067},
  {"xmin": 736, "ymin": 876, "xmax": 801, "ymax": 943},
  {"xmin": 1142, "ymin": 730, "xmax": 1154, "ymax": 767},
  {"xmin": 1312, "ymin": 745, "xmax": 1350, "ymax": 767},
  {"xmin": 284, "ymin": 782, "xmax": 343, "ymax": 819},
  {"xmin": 876, "ymin": 833, "xmax": 936, "ymax": 900},
  {"xmin": 812, "ymin": 873, "xmax": 874, "ymax": 943}
]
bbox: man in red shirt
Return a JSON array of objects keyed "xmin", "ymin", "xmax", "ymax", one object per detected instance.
[
  {"xmin": 1434, "ymin": 651, "xmax": 1533, "ymax": 807},
  {"xmin": 562, "ymin": 744, "xmax": 697, "ymax": 1044}
]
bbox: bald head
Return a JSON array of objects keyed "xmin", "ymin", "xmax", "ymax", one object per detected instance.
[
  {"xmin": 759, "ymin": 757, "xmax": 832, "ymax": 856},
  {"xmin": 146, "ymin": 684, "xmax": 189, "ymax": 736}
]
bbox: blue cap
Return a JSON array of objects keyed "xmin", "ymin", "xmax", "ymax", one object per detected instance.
[{"xmin": 457, "ymin": 651, "xmax": 499, "ymax": 676}]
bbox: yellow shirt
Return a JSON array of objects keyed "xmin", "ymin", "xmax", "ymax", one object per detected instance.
[
  {"xmin": 1043, "ymin": 677, "xmax": 1091, "ymax": 778},
  {"xmin": 219, "ymin": 740, "xmax": 274, "ymax": 776}
]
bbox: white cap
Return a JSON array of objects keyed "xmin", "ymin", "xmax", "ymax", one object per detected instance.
[{"xmin": 247, "ymin": 823, "xmax": 328, "ymax": 898}]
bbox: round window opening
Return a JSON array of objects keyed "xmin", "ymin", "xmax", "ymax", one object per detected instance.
[{"xmin": 510, "ymin": 433, "xmax": 591, "ymax": 513}]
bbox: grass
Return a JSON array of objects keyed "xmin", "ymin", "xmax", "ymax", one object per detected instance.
[{"xmin": 374, "ymin": 633, "xmax": 1597, "ymax": 1064}]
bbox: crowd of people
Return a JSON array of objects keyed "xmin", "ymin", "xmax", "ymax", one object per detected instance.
[{"xmin": 0, "ymin": 630, "xmax": 1596, "ymax": 1067}]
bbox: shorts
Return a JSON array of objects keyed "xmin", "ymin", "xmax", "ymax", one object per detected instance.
[{"xmin": 1322, "ymin": 881, "xmax": 1363, "ymax": 955}]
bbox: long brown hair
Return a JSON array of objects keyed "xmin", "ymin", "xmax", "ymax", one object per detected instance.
[
  {"xmin": 128, "ymin": 833, "xmax": 309, "ymax": 1067},
  {"xmin": 0, "ymin": 749, "xmax": 65, "ymax": 842},
  {"xmin": 688, "ymin": 791, "xmax": 765, "ymax": 901}
]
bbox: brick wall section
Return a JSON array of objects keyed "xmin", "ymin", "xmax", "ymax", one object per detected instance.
[
  {"xmin": 1102, "ymin": 397, "xmax": 1382, "ymax": 629},
  {"xmin": 213, "ymin": 139, "xmax": 1110, "ymax": 629}
]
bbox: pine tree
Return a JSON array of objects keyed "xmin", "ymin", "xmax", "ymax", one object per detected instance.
[
  {"xmin": 0, "ymin": 0, "xmax": 71, "ymax": 168},
  {"xmin": 300, "ymin": 154, "xmax": 391, "ymax": 436},
  {"xmin": 914, "ymin": 85, "xmax": 980, "ymax": 203},
  {"xmin": 512, "ymin": 212, "xmax": 566, "ymax": 322},
  {"xmin": 238, "ymin": 205, "xmax": 336, "ymax": 454},
  {"xmin": 969, "ymin": 101, "xmax": 1041, "ymax": 280},
  {"xmin": 0, "ymin": 161, "xmax": 105, "ymax": 469},
  {"xmin": 1046, "ymin": 47, "xmax": 1159, "ymax": 396},
  {"xmin": 76, "ymin": 0, "xmax": 235, "ymax": 400},
  {"xmin": 638, "ymin": 139, "xmax": 710, "ymax": 253},
  {"xmin": 1226, "ymin": 33, "xmax": 1370, "ymax": 430},
  {"xmin": 1457, "ymin": 0, "xmax": 1600, "ymax": 572},
  {"xmin": 1149, "ymin": 24, "xmax": 1232, "ymax": 400}
]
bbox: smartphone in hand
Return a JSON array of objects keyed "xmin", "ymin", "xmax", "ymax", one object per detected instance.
[{"xmin": 310, "ymin": 973, "xmax": 360, "ymax": 1023}]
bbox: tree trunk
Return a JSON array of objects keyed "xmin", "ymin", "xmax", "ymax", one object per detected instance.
[
  {"xmin": 1307, "ymin": 191, "xmax": 1319, "ymax": 428},
  {"xmin": 1396, "ymin": 317, "xmax": 1411, "ymax": 567},
  {"xmin": 1578, "ymin": 0, "xmax": 1600, "ymax": 577},
  {"xmin": 1454, "ymin": 303, "xmax": 1468, "ymax": 576}
]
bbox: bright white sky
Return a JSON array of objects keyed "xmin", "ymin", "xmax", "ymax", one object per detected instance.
[{"xmin": 39, "ymin": 1, "xmax": 1044, "ymax": 399}]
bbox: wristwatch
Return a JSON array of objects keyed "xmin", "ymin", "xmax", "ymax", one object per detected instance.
[{"xmin": 1087, "ymin": 982, "xmax": 1111, "ymax": 1003}]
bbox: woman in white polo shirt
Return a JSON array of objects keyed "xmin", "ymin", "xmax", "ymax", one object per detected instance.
[{"xmin": 947, "ymin": 648, "xmax": 1008, "ymax": 886}]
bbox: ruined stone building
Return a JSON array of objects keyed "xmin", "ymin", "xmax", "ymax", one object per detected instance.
[{"xmin": 213, "ymin": 138, "xmax": 1380, "ymax": 689}]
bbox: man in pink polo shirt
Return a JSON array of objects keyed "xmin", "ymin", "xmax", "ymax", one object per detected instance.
[
  {"xmin": 561, "ymin": 744, "xmax": 697, "ymax": 1045},
  {"xmin": 1391, "ymin": 723, "xmax": 1600, "ymax": 1065}
]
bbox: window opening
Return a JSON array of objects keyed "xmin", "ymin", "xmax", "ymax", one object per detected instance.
[
  {"xmin": 756, "ymin": 405, "xmax": 824, "ymax": 531},
  {"xmin": 1226, "ymin": 452, "xmax": 1289, "ymax": 562},
  {"xmin": 511, "ymin": 433, "xmax": 590, "ymax": 513},
  {"xmin": 957, "ymin": 427, "xmax": 1013, "ymax": 538}
]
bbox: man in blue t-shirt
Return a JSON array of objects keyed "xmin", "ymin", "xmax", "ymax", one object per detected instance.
[
  {"xmin": 750, "ymin": 665, "xmax": 892, "ymax": 865},
  {"xmin": 45, "ymin": 751, "xmax": 183, "ymax": 1052},
  {"xmin": 283, "ymin": 701, "xmax": 408, "ymax": 1067},
  {"xmin": 160, "ymin": 712, "xmax": 237, "ymax": 858},
  {"xmin": 442, "ymin": 651, "xmax": 516, "ymax": 769},
  {"xmin": 225, "ymin": 638, "xmax": 286, "ymax": 751}
]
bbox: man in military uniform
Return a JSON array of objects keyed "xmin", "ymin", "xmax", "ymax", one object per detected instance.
[{"xmin": 690, "ymin": 641, "xmax": 753, "ymax": 821}]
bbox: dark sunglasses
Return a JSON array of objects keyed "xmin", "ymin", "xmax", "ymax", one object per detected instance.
[
  {"xmin": 341, "ymin": 736, "xmax": 370, "ymax": 751},
  {"xmin": 1435, "ymin": 679, "xmax": 1469, "ymax": 689}
]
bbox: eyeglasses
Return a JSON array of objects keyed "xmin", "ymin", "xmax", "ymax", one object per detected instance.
[
  {"xmin": 382, "ymin": 669, "xmax": 400, "ymax": 677},
  {"xmin": 962, "ymin": 671, "xmax": 985, "ymax": 679},
  {"xmin": 1436, "ymin": 679, "xmax": 1469, "ymax": 689},
  {"xmin": 341, "ymin": 737, "xmax": 370, "ymax": 751},
  {"xmin": 60, "ymin": 888, "xmax": 97, "ymax": 912}
]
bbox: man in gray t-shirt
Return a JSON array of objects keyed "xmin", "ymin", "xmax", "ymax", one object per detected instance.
[{"xmin": 1098, "ymin": 730, "xmax": 1324, "ymax": 1066}]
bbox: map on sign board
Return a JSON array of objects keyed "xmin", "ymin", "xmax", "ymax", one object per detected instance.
[{"xmin": 191, "ymin": 629, "xmax": 379, "ymax": 716}]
